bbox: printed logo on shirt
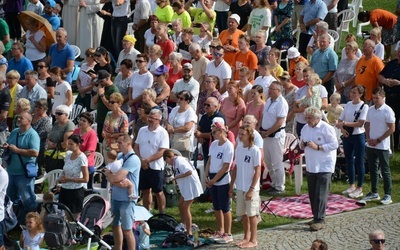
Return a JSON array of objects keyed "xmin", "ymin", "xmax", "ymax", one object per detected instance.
[
  {"xmin": 244, "ymin": 155, "xmax": 251, "ymax": 163},
  {"xmin": 175, "ymin": 168, "xmax": 181, "ymax": 175},
  {"xmin": 359, "ymin": 66, "xmax": 366, "ymax": 74},
  {"xmin": 217, "ymin": 152, "xmax": 223, "ymax": 159},
  {"xmin": 54, "ymin": 91, "xmax": 60, "ymax": 96}
]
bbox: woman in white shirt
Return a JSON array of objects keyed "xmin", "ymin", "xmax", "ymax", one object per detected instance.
[
  {"xmin": 23, "ymin": 18, "xmax": 46, "ymax": 70},
  {"xmin": 49, "ymin": 67, "xmax": 73, "ymax": 116}
]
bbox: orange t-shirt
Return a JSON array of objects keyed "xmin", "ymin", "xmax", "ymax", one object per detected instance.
[
  {"xmin": 369, "ymin": 9, "xmax": 397, "ymax": 30},
  {"xmin": 231, "ymin": 50, "xmax": 258, "ymax": 80},
  {"xmin": 354, "ymin": 55, "xmax": 384, "ymax": 100},
  {"xmin": 219, "ymin": 29, "xmax": 244, "ymax": 66},
  {"xmin": 289, "ymin": 56, "xmax": 309, "ymax": 77}
]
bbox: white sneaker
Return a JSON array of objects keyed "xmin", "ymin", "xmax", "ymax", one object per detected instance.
[
  {"xmin": 204, "ymin": 208, "xmax": 215, "ymax": 214},
  {"xmin": 342, "ymin": 187, "xmax": 356, "ymax": 195},
  {"xmin": 349, "ymin": 189, "xmax": 363, "ymax": 198}
]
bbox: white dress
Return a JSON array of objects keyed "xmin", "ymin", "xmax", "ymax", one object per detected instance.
[
  {"xmin": 62, "ymin": 0, "xmax": 80, "ymax": 45},
  {"xmin": 173, "ymin": 156, "xmax": 203, "ymax": 201},
  {"xmin": 77, "ymin": 0, "xmax": 104, "ymax": 59}
]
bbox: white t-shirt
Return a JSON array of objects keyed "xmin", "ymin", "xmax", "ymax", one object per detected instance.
[
  {"xmin": 341, "ymin": 47, "xmax": 362, "ymax": 59},
  {"xmin": 116, "ymin": 47, "xmax": 140, "ymax": 73},
  {"xmin": 144, "ymin": 29, "xmax": 156, "ymax": 51},
  {"xmin": 205, "ymin": 60, "xmax": 232, "ymax": 98},
  {"xmin": 130, "ymin": 71, "xmax": 153, "ymax": 100},
  {"xmin": 52, "ymin": 81, "xmax": 72, "ymax": 115},
  {"xmin": 374, "ymin": 42, "xmax": 384, "ymax": 60},
  {"xmin": 254, "ymin": 75, "xmax": 276, "ymax": 97},
  {"xmin": 62, "ymin": 151, "xmax": 88, "ymax": 189},
  {"xmin": 308, "ymin": 35, "xmax": 335, "ymax": 50},
  {"xmin": 27, "ymin": 1, "xmax": 44, "ymax": 15},
  {"xmin": 112, "ymin": 0, "xmax": 130, "ymax": 17},
  {"xmin": 173, "ymin": 156, "xmax": 203, "ymax": 200},
  {"xmin": 193, "ymin": 35, "xmax": 212, "ymax": 54},
  {"xmin": 322, "ymin": 0, "xmax": 337, "ymax": 13},
  {"xmin": 147, "ymin": 58, "xmax": 163, "ymax": 72},
  {"xmin": 261, "ymin": 95, "xmax": 288, "ymax": 138},
  {"xmin": 234, "ymin": 144, "xmax": 261, "ymax": 191},
  {"xmin": 366, "ymin": 104, "xmax": 395, "ymax": 150},
  {"xmin": 0, "ymin": 167, "xmax": 9, "ymax": 221},
  {"xmin": 168, "ymin": 107, "xmax": 197, "ymax": 151},
  {"xmin": 135, "ymin": 125, "xmax": 169, "ymax": 170},
  {"xmin": 78, "ymin": 63, "xmax": 94, "ymax": 93},
  {"xmin": 236, "ymin": 130, "xmax": 263, "ymax": 149},
  {"xmin": 171, "ymin": 78, "xmax": 200, "ymax": 111},
  {"xmin": 248, "ymin": 7, "xmax": 271, "ymax": 37},
  {"xmin": 208, "ymin": 140, "xmax": 234, "ymax": 186},
  {"xmin": 214, "ymin": 0, "xmax": 230, "ymax": 11},
  {"xmin": 339, "ymin": 101, "xmax": 368, "ymax": 135},
  {"xmin": 25, "ymin": 30, "xmax": 46, "ymax": 61}
]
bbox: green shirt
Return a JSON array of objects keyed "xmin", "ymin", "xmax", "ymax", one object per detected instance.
[{"xmin": 0, "ymin": 18, "xmax": 11, "ymax": 53}]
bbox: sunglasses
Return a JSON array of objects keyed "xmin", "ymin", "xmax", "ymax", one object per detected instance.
[
  {"xmin": 37, "ymin": 65, "xmax": 46, "ymax": 69},
  {"xmin": 136, "ymin": 60, "xmax": 146, "ymax": 63},
  {"xmin": 154, "ymin": 74, "xmax": 161, "ymax": 77},
  {"xmin": 213, "ymin": 52, "xmax": 223, "ymax": 57},
  {"xmin": 109, "ymin": 100, "xmax": 117, "ymax": 104},
  {"xmin": 371, "ymin": 239, "xmax": 385, "ymax": 244},
  {"xmin": 55, "ymin": 112, "xmax": 65, "ymax": 116}
]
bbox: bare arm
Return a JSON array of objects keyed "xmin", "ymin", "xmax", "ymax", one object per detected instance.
[
  {"xmin": 64, "ymin": 59, "xmax": 74, "ymax": 74},
  {"xmin": 155, "ymin": 85, "xmax": 170, "ymax": 103},
  {"xmin": 65, "ymin": 89, "xmax": 73, "ymax": 106}
]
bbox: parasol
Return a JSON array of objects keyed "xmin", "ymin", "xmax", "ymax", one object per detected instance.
[
  {"xmin": 18, "ymin": 11, "xmax": 56, "ymax": 49},
  {"xmin": 134, "ymin": 206, "xmax": 153, "ymax": 221}
]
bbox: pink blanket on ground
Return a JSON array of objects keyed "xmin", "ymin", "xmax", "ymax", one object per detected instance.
[{"xmin": 260, "ymin": 193, "xmax": 362, "ymax": 219}]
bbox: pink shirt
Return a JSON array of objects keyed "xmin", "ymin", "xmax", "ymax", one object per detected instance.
[
  {"xmin": 246, "ymin": 101, "xmax": 265, "ymax": 125},
  {"xmin": 73, "ymin": 128, "xmax": 98, "ymax": 167},
  {"xmin": 221, "ymin": 98, "xmax": 246, "ymax": 137}
]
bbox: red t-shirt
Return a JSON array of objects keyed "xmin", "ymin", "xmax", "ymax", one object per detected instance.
[{"xmin": 291, "ymin": 76, "xmax": 306, "ymax": 88}]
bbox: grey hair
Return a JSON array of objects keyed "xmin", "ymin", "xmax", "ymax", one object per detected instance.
[
  {"xmin": 169, "ymin": 52, "xmax": 183, "ymax": 62},
  {"xmin": 304, "ymin": 106, "xmax": 323, "ymax": 119},
  {"xmin": 56, "ymin": 104, "xmax": 71, "ymax": 115},
  {"xmin": 316, "ymin": 21, "xmax": 329, "ymax": 31},
  {"xmin": 243, "ymin": 115, "xmax": 257, "ymax": 125},
  {"xmin": 149, "ymin": 108, "xmax": 163, "ymax": 120},
  {"xmin": 319, "ymin": 33, "xmax": 330, "ymax": 42},
  {"xmin": 207, "ymin": 96, "xmax": 219, "ymax": 107},
  {"xmin": 369, "ymin": 229, "xmax": 385, "ymax": 241},
  {"xmin": 24, "ymin": 70, "xmax": 39, "ymax": 80},
  {"xmin": 143, "ymin": 88, "xmax": 157, "ymax": 101},
  {"xmin": 270, "ymin": 81, "xmax": 283, "ymax": 91},
  {"xmin": 57, "ymin": 27, "xmax": 67, "ymax": 36},
  {"xmin": 189, "ymin": 43, "xmax": 201, "ymax": 52}
]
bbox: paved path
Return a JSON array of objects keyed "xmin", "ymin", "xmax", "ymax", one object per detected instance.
[{"xmin": 206, "ymin": 203, "xmax": 400, "ymax": 249}]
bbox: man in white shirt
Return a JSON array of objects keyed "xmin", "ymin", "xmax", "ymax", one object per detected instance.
[
  {"xmin": 170, "ymin": 63, "xmax": 200, "ymax": 111},
  {"xmin": 190, "ymin": 43, "xmax": 209, "ymax": 89},
  {"xmin": 205, "ymin": 46, "xmax": 232, "ymax": 98},
  {"xmin": 363, "ymin": 88, "xmax": 395, "ymax": 205},
  {"xmin": 300, "ymin": 106, "xmax": 338, "ymax": 231},
  {"xmin": 116, "ymin": 35, "xmax": 140, "ymax": 73},
  {"xmin": 260, "ymin": 81, "xmax": 288, "ymax": 195}
]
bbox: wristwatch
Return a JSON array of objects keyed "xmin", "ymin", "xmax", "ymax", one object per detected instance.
[{"xmin": 99, "ymin": 94, "xmax": 105, "ymax": 98}]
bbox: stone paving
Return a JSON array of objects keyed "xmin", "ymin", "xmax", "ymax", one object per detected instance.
[{"xmin": 206, "ymin": 203, "xmax": 400, "ymax": 250}]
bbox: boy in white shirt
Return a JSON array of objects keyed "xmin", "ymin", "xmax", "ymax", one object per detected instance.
[{"xmin": 254, "ymin": 59, "xmax": 276, "ymax": 97}]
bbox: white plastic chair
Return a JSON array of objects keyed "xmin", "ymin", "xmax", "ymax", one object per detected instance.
[
  {"xmin": 348, "ymin": 0, "xmax": 363, "ymax": 27},
  {"xmin": 336, "ymin": 9, "xmax": 355, "ymax": 51},
  {"xmin": 94, "ymin": 152, "xmax": 104, "ymax": 170},
  {"xmin": 35, "ymin": 169, "xmax": 64, "ymax": 203},
  {"xmin": 127, "ymin": 22, "xmax": 135, "ymax": 36},
  {"xmin": 327, "ymin": 29, "xmax": 339, "ymax": 45},
  {"xmin": 356, "ymin": 21, "xmax": 371, "ymax": 40},
  {"xmin": 90, "ymin": 110, "xmax": 97, "ymax": 131},
  {"xmin": 70, "ymin": 45, "xmax": 81, "ymax": 59}
]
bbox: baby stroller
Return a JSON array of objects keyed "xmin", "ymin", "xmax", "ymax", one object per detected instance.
[{"xmin": 43, "ymin": 199, "xmax": 112, "ymax": 250}]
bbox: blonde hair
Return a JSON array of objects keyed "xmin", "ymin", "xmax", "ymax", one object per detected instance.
[
  {"xmin": 370, "ymin": 27, "xmax": 382, "ymax": 42},
  {"xmin": 26, "ymin": 212, "xmax": 45, "ymax": 233},
  {"xmin": 269, "ymin": 48, "xmax": 281, "ymax": 63},
  {"xmin": 17, "ymin": 98, "xmax": 31, "ymax": 112},
  {"xmin": 308, "ymin": 73, "xmax": 322, "ymax": 86},
  {"xmin": 329, "ymin": 92, "xmax": 341, "ymax": 102}
]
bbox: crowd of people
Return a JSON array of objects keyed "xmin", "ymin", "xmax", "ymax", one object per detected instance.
[{"xmin": 0, "ymin": 0, "xmax": 399, "ymax": 249}]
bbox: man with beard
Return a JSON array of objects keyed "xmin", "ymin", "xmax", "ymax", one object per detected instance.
[{"xmin": 170, "ymin": 63, "xmax": 200, "ymax": 111}]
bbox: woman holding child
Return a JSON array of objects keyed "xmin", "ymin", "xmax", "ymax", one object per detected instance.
[
  {"xmin": 336, "ymin": 85, "xmax": 368, "ymax": 199},
  {"xmin": 58, "ymin": 134, "xmax": 89, "ymax": 218}
]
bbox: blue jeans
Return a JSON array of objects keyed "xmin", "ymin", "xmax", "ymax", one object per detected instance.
[
  {"xmin": 111, "ymin": 200, "xmax": 135, "ymax": 230},
  {"xmin": 7, "ymin": 174, "xmax": 37, "ymax": 211},
  {"xmin": 111, "ymin": 16, "xmax": 128, "ymax": 59},
  {"xmin": 366, "ymin": 147, "xmax": 392, "ymax": 195},
  {"xmin": 342, "ymin": 133, "xmax": 365, "ymax": 187}
]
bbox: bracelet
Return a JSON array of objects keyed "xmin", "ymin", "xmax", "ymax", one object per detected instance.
[
  {"xmin": 317, "ymin": 145, "xmax": 320, "ymax": 151},
  {"xmin": 250, "ymin": 186, "xmax": 255, "ymax": 190},
  {"xmin": 377, "ymin": 138, "xmax": 381, "ymax": 143},
  {"xmin": 99, "ymin": 94, "xmax": 105, "ymax": 98}
]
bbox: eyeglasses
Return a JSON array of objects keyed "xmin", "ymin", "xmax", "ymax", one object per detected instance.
[
  {"xmin": 136, "ymin": 60, "xmax": 146, "ymax": 63},
  {"xmin": 178, "ymin": 97, "xmax": 185, "ymax": 101},
  {"xmin": 37, "ymin": 65, "xmax": 46, "ymax": 69},
  {"xmin": 213, "ymin": 52, "xmax": 223, "ymax": 57},
  {"xmin": 109, "ymin": 100, "xmax": 117, "ymax": 104},
  {"xmin": 209, "ymin": 45, "xmax": 216, "ymax": 49},
  {"xmin": 371, "ymin": 239, "xmax": 385, "ymax": 244},
  {"xmin": 55, "ymin": 112, "xmax": 65, "ymax": 116},
  {"xmin": 6, "ymin": 77, "xmax": 15, "ymax": 80},
  {"xmin": 204, "ymin": 103, "xmax": 212, "ymax": 107}
]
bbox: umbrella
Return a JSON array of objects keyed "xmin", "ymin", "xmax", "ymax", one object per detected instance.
[
  {"xmin": 18, "ymin": 11, "xmax": 56, "ymax": 49},
  {"xmin": 134, "ymin": 206, "xmax": 153, "ymax": 221}
]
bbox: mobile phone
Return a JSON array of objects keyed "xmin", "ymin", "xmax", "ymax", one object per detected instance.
[
  {"xmin": 193, "ymin": 23, "xmax": 201, "ymax": 28},
  {"xmin": 84, "ymin": 69, "xmax": 96, "ymax": 75}
]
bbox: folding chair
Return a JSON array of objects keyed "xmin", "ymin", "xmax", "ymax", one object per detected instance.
[{"xmin": 259, "ymin": 196, "xmax": 276, "ymax": 219}]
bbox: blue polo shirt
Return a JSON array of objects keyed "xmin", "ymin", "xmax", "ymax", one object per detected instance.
[
  {"xmin": 41, "ymin": 13, "xmax": 60, "ymax": 31},
  {"xmin": 112, "ymin": 150, "xmax": 140, "ymax": 202},
  {"xmin": 6, "ymin": 127, "xmax": 40, "ymax": 175},
  {"xmin": 7, "ymin": 56, "xmax": 33, "ymax": 80},
  {"xmin": 300, "ymin": 0, "xmax": 328, "ymax": 34},
  {"xmin": 310, "ymin": 48, "xmax": 338, "ymax": 80},
  {"xmin": 18, "ymin": 84, "xmax": 48, "ymax": 112},
  {"xmin": 49, "ymin": 42, "xmax": 75, "ymax": 83}
]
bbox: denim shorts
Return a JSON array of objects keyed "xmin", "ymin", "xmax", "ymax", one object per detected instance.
[
  {"xmin": 111, "ymin": 200, "xmax": 135, "ymax": 230},
  {"xmin": 210, "ymin": 183, "xmax": 231, "ymax": 213}
]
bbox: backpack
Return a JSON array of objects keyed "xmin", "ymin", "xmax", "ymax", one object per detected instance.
[
  {"xmin": 43, "ymin": 213, "xmax": 73, "ymax": 248},
  {"xmin": 163, "ymin": 183, "xmax": 179, "ymax": 208},
  {"xmin": 162, "ymin": 231, "xmax": 191, "ymax": 248},
  {"xmin": 147, "ymin": 214, "xmax": 179, "ymax": 232}
]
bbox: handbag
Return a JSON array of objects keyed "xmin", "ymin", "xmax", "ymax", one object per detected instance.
[
  {"xmin": 16, "ymin": 134, "xmax": 38, "ymax": 178},
  {"xmin": 342, "ymin": 103, "xmax": 365, "ymax": 136},
  {"xmin": 44, "ymin": 145, "xmax": 66, "ymax": 173},
  {"xmin": 171, "ymin": 134, "xmax": 191, "ymax": 151}
]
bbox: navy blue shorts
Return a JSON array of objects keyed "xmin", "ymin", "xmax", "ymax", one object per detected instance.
[
  {"xmin": 210, "ymin": 183, "xmax": 231, "ymax": 213},
  {"xmin": 139, "ymin": 168, "xmax": 164, "ymax": 193}
]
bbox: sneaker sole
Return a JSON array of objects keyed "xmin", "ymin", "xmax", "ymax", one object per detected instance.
[
  {"xmin": 349, "ymin": 193, "xmax": 363, "ymax": 198},
  {"xmin": 381, "ymin": 200, "xmax": 393, "ymax": 205}
]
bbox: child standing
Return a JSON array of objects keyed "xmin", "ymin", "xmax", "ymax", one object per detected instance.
[
  {"xmin": 105, "ymin": 150, "xmax": 137, "ymax": 201},
  {"xmin": 291, "ymin": 61, "xmax": 307, "ymax": 88},
  {"xmin": 267, "ymin": 48, "xmax": 284, "ymax": 79},
  {"xmin": 296, "ymin": 73, "xmax": 322, "ymax": 109},
  {"xmin": 369, "ymin": 27, "xmax": 384, "ymax": 60},
  {"xmin": 20, "ymin": 212, "xmax": 45, "ymax": 250},
  {"xmin": 326, "ymin": 93, "xmax": 344, "ymax": 124},
  {"xmin": 136, "ymin": 221, "xmax": 151, "ymax": 250},
  {"xmin": 254, "ymin": 59, "xmax": 277, "ymax": 97}
]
